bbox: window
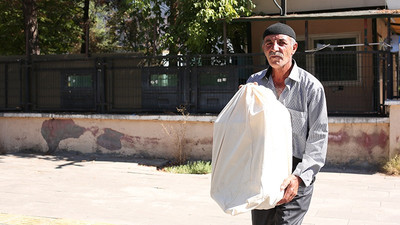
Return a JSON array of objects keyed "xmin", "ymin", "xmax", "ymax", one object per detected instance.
[
  {"xmin": 293, "ymin": 34, "xmax": 361, "ymax": 85},
  {"xmin": 149, "ymin": 74, "xmax": 178, "ymax": 87},
  {"xmin": 313, "ymin": 37, "xmax": 358, "ymax": 82},
  {"xmin": 67, "ymin": 74, "xmax": 92, "ymax": 88},
  {"xmin": 62, "ymin": 71, "xmax": 95, "ymax": 109},
  {"xmin": 199, "ymin": 72, "xmax": 228, "ymax": 87}
]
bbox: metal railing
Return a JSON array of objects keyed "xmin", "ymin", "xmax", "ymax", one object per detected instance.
[{"xmin": 0, "ymin": 51, "xmax": 396, "ymax": 116}]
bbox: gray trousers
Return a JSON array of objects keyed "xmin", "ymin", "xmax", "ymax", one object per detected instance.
[{"xmin": 251, "ymin": 158, "xmax": 314, "ymax": 225}]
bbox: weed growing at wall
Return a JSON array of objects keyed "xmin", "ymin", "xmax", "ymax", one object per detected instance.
[
  {"xmin": 161, "ymin": 106, "xmax": 189, "ymax": 165},
  {"xmin": 163, "ymin": 161, "xmax": 211, "ymax": 174},
  {"xmin": 382, "ymin": 154, "xmax": 400, "ymax": 175}
]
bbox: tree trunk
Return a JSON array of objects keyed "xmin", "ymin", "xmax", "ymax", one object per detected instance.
[
  {"xmin": 167, "ymin": 0, "xmax": 179, "ymax": 55},
  {"xmin": 23, "ymin": 0, "xmax": 40, "ymax": 56},
  {"xmin": 81, "ymin": 0, "xmax": 90, "ymax": 55}
]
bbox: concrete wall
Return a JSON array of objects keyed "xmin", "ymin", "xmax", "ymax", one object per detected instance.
[
  {"xmin": 386, "ymin": 101, "xmax": 400, "ymax": 158},
  {"xmin": 327, "ymin": 117, "xmax": 390, "ymax": 169},
  {"xmin": 0, "ymin": 114, "xmax": 214, "ymax": 161},
  {"xmin": 1, "ymin": 112, "xmax": 398, "ymax": 169}
]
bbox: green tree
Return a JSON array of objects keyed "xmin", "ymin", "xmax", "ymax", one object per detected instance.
[
  {"xmin": 0, "ymin": 0, "xmax": 254, "ymax": 55},
  {"xmin": 105, "ymin": 0, "xmax": 254, "ymax": 55},
  {"xmin": 0, "ymin": 1, "xmax": 25, "ymax": 55},
  {"xmin": 88, "ymin": 1, "xmax": 120, "ymax": 53},
  {"xmin": 104, "ymin": 0, "xmax": 164, "ymax": 54},
  {"xmin": 0, "ymin": 0, "xmax": 84, "ymax": 55},
  {"xmin": 23, "ymin": 0, "xmax": 40, "ymax": 55},
  {"xmin": 38, "ymin": 0, "xmax": 83, "ymax": 54},
  {"xmin": 164, "ymin": 0, "xmax": 254, "ymax": 54}
]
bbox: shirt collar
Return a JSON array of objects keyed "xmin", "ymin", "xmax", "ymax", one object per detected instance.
[{"xmin": 263, "ymin": 60, "xmax": 300, "ymax": 82}]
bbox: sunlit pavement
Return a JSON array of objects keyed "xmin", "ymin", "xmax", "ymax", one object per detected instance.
[{"xmin": 0, "ymin": 153, "xmax": 399, "ymax": 225}]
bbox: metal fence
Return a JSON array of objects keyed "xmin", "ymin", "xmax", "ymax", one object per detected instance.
[{"xmin": 0, "ymin": 51, "xmax": 397, "ymax": 116}]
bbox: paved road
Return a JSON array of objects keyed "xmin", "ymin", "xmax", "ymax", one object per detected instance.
[{"xmin": 0, "ymin": 153, "xmax": 399, "ymax": 225}]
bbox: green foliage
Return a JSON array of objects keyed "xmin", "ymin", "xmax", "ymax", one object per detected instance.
[
  {"xmin": 0, "ymin": 0, "xmax": 25, "ymax": 55},
  {"xmin": 166, "ymin": 0, "xmax": 255, "ymax": 54},
  {"xmin": 37, "ymin": 0, "xmax": 83, "ymax": 54},
  {"xmin": 163, "ymin": 161, "xmax": 212, "ymax": 174},
  {"xmin": 105, "ymin": 0, "xmax": 165, "ymax": 54},
  {"xmin": 0, "ymin": 0, "xmax": 255, "ymax": 55},
  {"xmin": 88, "ymin": 2, "xmax": 120, "ymax": 53},
  {"xmin": 382, "ymin": 154, "xmax": 400, "ymax": 175},
  {"xmin": 0, "ymin": 0, "xmax": 83, "ymax": 55}
]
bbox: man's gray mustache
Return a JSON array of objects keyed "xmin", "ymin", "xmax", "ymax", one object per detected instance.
[{"xmin": 269, "ymin": 52, "xmax": 284, "ymax": 57}]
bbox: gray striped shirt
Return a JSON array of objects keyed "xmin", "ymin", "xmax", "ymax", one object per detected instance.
[{"xmin": 247, "ymin": 61, "xmax": 328, "ymax": 186}]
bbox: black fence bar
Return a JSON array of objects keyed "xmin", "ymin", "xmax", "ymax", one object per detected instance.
[
  {"xmin": 4, "ymin": 63, "xmax": 8, "ymax": 108},
  {"xmin": 395, "ymin": 53, "xmax": 400, "ymax": 99},
  {"xmin": 0, "ymin": 51, "xmax": 396, "ymax": 116}
]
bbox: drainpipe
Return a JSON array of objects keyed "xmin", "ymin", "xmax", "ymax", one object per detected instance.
[
  {"xmin": 273, "ymin": 0, "xmax": 287, "ymax": 16},
  {"xmin": 281, "ymin": 0, "xmax": 286, "ymax": 16}
]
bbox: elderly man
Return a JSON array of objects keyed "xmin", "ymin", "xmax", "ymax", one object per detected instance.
[{"xmin": 247, "ymin": 23, "xmax": 329, "ymax": 225}]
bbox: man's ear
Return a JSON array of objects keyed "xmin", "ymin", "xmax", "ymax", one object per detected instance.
[{"xmin": 292, "ymin": 42, "xmax": 298, "ymax": 55}]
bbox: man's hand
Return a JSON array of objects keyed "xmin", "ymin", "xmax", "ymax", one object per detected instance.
[
  {"xmin": 277, "ymin": 175, "xmax": 302, "ymax": 205},
  {"xmin": 238, "ymin": 82, "xmax": 258, "ymax": 89}
]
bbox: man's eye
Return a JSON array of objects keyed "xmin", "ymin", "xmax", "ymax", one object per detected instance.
[{"xmin": 279, "ymin": 41, "xmax": 287, "ymax": 46}]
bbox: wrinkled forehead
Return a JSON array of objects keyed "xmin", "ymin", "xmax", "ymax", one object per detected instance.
[{"xmin": 263, "ymin": 34, "xmax": 291, "ymax": 42}]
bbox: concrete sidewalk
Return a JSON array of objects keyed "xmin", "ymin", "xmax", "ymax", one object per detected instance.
[{"xmin": 0, "ymin": 153, "xmax": 399, "ymax": 225}]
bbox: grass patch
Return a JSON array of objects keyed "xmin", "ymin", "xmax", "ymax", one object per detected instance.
[
  {"xmin": 382, "ymin": 154, "xmax": 400, "ymax": 175},
  {"xmin": 163, "ymin": 160, "xmax": 211, "ymax": 174}
]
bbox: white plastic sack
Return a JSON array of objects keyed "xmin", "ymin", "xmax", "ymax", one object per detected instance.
[{"xmin": 210, "ymin": 84, "xmax": 292, "ymax": 216}]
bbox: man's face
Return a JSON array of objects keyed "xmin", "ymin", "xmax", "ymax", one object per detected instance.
[{"xmin": 262, "ymin": 34, "xmax": 298, "ymax": 69}]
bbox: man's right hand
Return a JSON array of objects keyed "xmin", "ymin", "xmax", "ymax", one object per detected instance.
[{"xmin": 238, "ymin": 82, "xmax": 258, "ymax": 89}]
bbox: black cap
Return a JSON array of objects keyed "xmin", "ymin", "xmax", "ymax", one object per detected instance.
[{"xmin": 262, "ymin": 23, "xmax": 296, "ymax": 40}]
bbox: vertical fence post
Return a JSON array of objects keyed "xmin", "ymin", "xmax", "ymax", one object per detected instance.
[
  {"xmin": 183, "ymin": 55, "xmax": 191, "ymax": 112},
  {"xmin": 305, "ymin": 20, "xmax": 309, "ymax": 68},
  {"xmin": 364, "ymin": 19, "xmax": 368, "ymax": 51},
  {"xmin": 387, "ymin": 17, "xmax": 394, "ymax": 100},
  {"xmin": 19, "ymin": 60, "xmax": 23, "ymax": 110},
  {"xmin": 4, "ymin": 64, "xmax": 8, "ymax": 109},
  {"xmin": 24, "ymin": 56, "xmax": 31, "ymax": 112},
  {"xmin": 397, "ymin": 52, "xmax": 400, "ymax": 98},
  {"xmin": 223, "ymin": 21, "xmax": 227, "ymax": 55},
  {"xmin": 382, "ymin": 52, "xmax": 388, "ymax": 114},
  {"xmin": 191, "ymin": 55, "xmax": 198, "ymax": 113},
  {"xmin": 373, "ymin": 51, "xmax": 380, "ymax": 114},
  {"xmin": 96, "ymin": 57, "xmax": 106, "ymax": 113},
  {"xmin": 372, "ymin": 18, "xmax": 381, "ymax": 114}
]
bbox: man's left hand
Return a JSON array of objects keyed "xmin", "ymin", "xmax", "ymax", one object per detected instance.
[{"xmin": 277, "ymin": 175, "xmax": 302, "ymax": 205}]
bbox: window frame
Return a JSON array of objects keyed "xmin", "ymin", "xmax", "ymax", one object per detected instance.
[
  {"xmin": 149, "ymin": 73, "xmax": 179, "ymax": 87},
  {"xmin": 307, "ymin": 32, "xmax": 362, "ymax": 86}
]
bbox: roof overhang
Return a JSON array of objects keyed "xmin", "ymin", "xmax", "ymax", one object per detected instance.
[{"xmin": 233, "ymin": 9, "xmax": 400, "ymax": 22}]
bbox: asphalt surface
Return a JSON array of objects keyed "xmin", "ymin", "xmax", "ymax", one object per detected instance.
[{"xmin": 1, "ymin": 153, "xmax": 399, "ymax": 225}]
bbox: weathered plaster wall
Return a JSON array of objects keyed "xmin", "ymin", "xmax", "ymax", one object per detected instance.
[
  {"xmin": 387, "ymin": 102, "xmax": 400, "ymax": 158},
  {"xmin": 0, "ymin": 113, "xmax": 393, "ymax": 168},
  {"xmin": 0, "ymin": 114, "xmax": 214, "ymax": 161},
  {"xmin": 327, "ymin": 117, "xmax": 390, "ymax": 168}
]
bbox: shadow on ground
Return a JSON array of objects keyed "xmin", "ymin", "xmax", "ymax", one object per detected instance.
[
  {"xmin": 0, "ymin": 150, "xmax": 171, "ymax": 170},
  {"xmin": 321, "ymin": 163, "xmax": 379, "ymax": 175},
  {"xmin": 0, "ymin": 150, "xmax": 383, "ymax": 175}
]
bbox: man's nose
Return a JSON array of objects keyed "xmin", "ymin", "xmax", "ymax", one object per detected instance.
[{"xmin": 272, "ymin": 42, "xmax": 280, "ymax": 51}]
